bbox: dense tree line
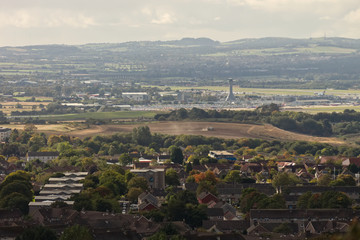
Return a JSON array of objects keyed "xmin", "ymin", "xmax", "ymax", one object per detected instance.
[
  {"xmin": 155, "ymin": 105, "xmax": 360, "ymax": 137},
  {"xmin": 3, "ymin": 125, "xmax": 360, "ymax": 164},
  {"xmin": 10, "ymin": 102, "xmax": 84, "ymax": 116},
  {"xmin": 0, "ymin": 171, "xmax": 33, "ymax": 214}
]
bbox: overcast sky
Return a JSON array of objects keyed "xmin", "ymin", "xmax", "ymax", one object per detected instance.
[{"xmin": 1, "ymin": 0, "xmax": 360, "ymax": 46}]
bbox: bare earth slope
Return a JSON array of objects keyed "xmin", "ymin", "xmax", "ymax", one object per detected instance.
[{"xmin": 67, "ymin": 122, "xmax": 344, "ymax": 145}]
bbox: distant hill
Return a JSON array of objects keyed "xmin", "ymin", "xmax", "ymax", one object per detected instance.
[{"xmin": 1, "ymin": 37, "xmax": 360, "ymax": 89}]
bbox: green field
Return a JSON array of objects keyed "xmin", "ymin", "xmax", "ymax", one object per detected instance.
[
  {"xmin": 36, "ymin": 111, "xmax": 159, "ymax": 121},
  {"xmin": 13, "ymin": 97, "xmax": 53, "ymax": 101}
]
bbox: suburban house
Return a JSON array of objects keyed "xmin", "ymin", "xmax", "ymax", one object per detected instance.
[
  {"xmin": 204, "ymin": 163, "xmax": 233, "ymax": 178},
  {"xmin": 319, "ymin": 156, "xmax": 346, "ymax": 165},
  {"xmin": 0, "ymin": 127, "xmax": 11, "ymax": 142},
  {"xmin": 0, "ymin": 209, "xmax": 23, "ymax": 224},
  {"xmin": 240, "ymin": 163, "xmax": 263, "ymax": 176},
  {"xmin": 250, "ymin": 209, "xmax": 358, "ymax": 226},
  {"xmin": 208, "ymin": 151, "xmax": 236, "ymax": 161},
  {"xmin": 206, "ymin": 201, "xmax": 239, "ymax": 221},
  {"xmin": 198, "ymin": 192, "xmax": 219, "ymax": 204},
  {"xmin": 286, "ymin": 186, "xmax": 360, "ymax": 200},
  {"xmin": 248, "ymin": 209, "xmax": 356, "ymax": 236},
  {"xmin": 217, "ymin": 183, "xmax": 275, "ymax": 203},
  {"xmin": 138, "ymin": 201, "xmax": 158, "ymax": 212},
  {"xmin": 79, "ymin": 211, "xmax": 160, "ymax": 239},
  {"xmin": 122, "ymin": 92, "xmax": 149, "ymax": 101},
  {"xmin": 130, "ymin": 169, "xmax": 165, "ymax": 189},
  {"xmin": 26, "ymin": 152, "xmax": 59, "ymax": 162},
  {"xmin": 30, "ymin": 208, "xmax": 80, "ymax": 233},
  {"xmin": 202, "ymin": 220, "xmax": 249, "ymax": 234},
  {"xmin": 305, "ymin": 221, "xmax": 349, "ymax": 235},
  {"xmin": 138, "ymin": 192, "xmax": 159, "ymax": 206},
  {"xmin": 29, "ymin": 172, "xmax": 87, "ymax": 213},
  {"xmin": 342, "ymin": 157, "xmax": 360, "ymax": 168}
]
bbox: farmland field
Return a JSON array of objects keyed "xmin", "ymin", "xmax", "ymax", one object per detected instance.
[
  {"xmin": 12, "ymin": 97, "xmax": 53, "ymax": 101},
  {"xmin": 10, "ymin": 121, "xmax": 341, "ymax": 145},
  {"xmin": 0, "ymin": 123, "xmax": 86, "ymax": 132},
  {"xmin": 0, "ymin": 101, "xmax": 50, "ymax": 115},
  {"xmin": 35, "ymin": 111, "xmax": 159, "ymax": 121}
]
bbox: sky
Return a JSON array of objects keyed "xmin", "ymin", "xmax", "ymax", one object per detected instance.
[{"xmin": 1, "ymin": 0, "xmax": 360, "ymax": 46}]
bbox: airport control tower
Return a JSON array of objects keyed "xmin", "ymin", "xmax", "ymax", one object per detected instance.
[{"xmin": 225, "ymin": 78, "xmax": 236, "ymax": 102}]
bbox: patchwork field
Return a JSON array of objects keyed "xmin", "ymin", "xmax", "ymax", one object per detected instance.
[
  {"xmin": 0, "ymin": 123, "xmax": 86, "ymax": 132},
  {"xmin": 18, "ymin": 121, "xmax": 342, "ymax": 145},
  {"xmin": 0, "ymin": 101, "xmax": 50, "ymax": 115}
]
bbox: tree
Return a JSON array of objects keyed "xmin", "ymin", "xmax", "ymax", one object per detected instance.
[
  {"xmin": 1, "ymin": 170, "xmax": 32, "ymax": 189},
  {"xmin": 23, "ymin": 124, "xmax": 37, "ymax": 133},
  {"xmin": 47, "ymin": 135, "xmax": 61, "ymax": 147},
  {"xmin": 60, "ymin": 224, "xmax": 94, "ymax": 240},
  {"xmin": 193, "ymin": 170, "xmax": 218, "ymax": 184},
  {"xmin": 184, "ymin": 203, "xmax": 207, "ymax": 228},
  {"xmin": 98, "ymin": 170, "xmax": 127, "ymax": 196},
  {"xmin": 143, "ymin": 209, "xmax": 165, "ymax": 222},
  {"xmin": 0, "ymin": 192, "xmax": 30, "ymax": 214},
  {"xmin": 185, "ymin": 162, "xmax": 193, "ymax": 173},
  {"xmin": 95, "ymin": 198, "xmax": 113, "ymax": 212},
  {"xmin": 127, "ymin": 187, "xmax": 143, "ymax": 202},
  {"xmin": 239, "ymin": 188, "xmax": 268, "ymax": 214},
  {"xmin": 317, "ymin": 174, "xmax": 332, "ymax": 186},
  {"xmin": 165, "ymin": 168, "xmax": 180, "ymax": 186},
  {"xmin": 297, "ymin": 191, "xmax": 352, "ymax": 209},
  {"xmin": 127, "ymin": 176, "xmax": 149, "ymax": 191},
  {"xmin": 321, "ymin": 191, "xmax": 352, "ymax": 208},
  {"xmin": 28, "ymin": 134, "xmax": 46, "ymax": 152},
  {"xmin": 258, "ymin": 194, "xmax": 286, "ymax": 209},
  {"xmin": 272, "ymin": 172, "xmax": 301, "ymax": 193},
  {"xmin": 16, "ymin": 226, "xmax": 57, "ymax": 240},
  {"xmin": 71, "ymin": 193, "xmax": 94, "ymax": 211},
  {"xmin": 169, "ymin": 146, "xmax": 184, "ymax": 164},
  {"xmin": 0, "ymin": 181, "xmax": 33, "ymax": 201},
  {"xmin": 349, "ymin": 164, "xmax": 359, "ymax": 174},
  {"xmin": 224, "ymin": 170, "xmax": 242, "ymax": 183},
  {"xmin": 196, "ymin": 181, "xmax": 217, "ymax": 196},
  {"xmin": 118, "ymin": 153, "xmax": 132, "ymax": 166},
  {"xmin": 297, "ymin": 191, "xmax": 313, "ymax": 209},
  {"xmin": 166, "ymin": 190, "xmax": 206, "ymax": 228},
  {"xmin": 132, "ymin": 126, "xmax": 152, "ymax": 146},
  {"xmin": 330, "ymin": 174, "xmax": 356, "ymax": 186}
]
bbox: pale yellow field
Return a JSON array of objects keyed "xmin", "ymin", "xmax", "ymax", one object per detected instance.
[
  {"xmin": 0, "ymin": 123, "xmax": 86, "ymax": 132},
  {"xmin": 1, "ymin": 121, "xmax": 343, "ymax": 145},
  {"xmin": 0, "ymin": 101, "xmax": 50, "ymax": 114}
]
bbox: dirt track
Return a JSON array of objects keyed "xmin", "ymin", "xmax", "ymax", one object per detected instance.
[{"xmin": 65, "ymin": 121, "xmax": 345, "ymax": 145}]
